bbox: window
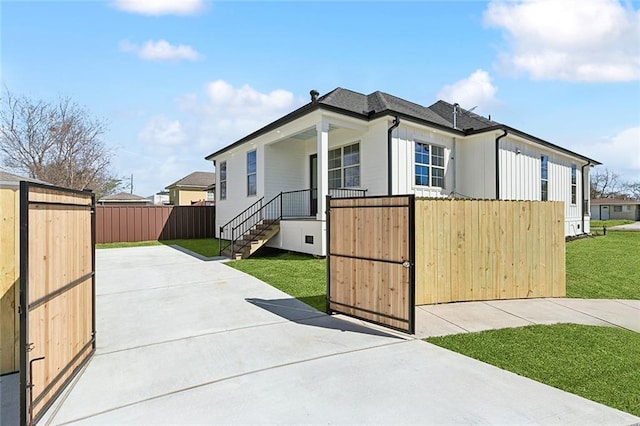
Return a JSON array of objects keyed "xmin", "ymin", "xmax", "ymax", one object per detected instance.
[
  {"xmin": 219, "ymin": 161, "xmax": 227, "ymax": 200},
  {"xmin": 415, "ymin": 142, "xmax": 445, "ymax": 188},
  {"xmin": 328, "ymin": 142, "xmax": 360, "ymax": 189},
  {"xmin": 541, "ymin": 155, "xmax": 548, "ymax": 201},
  {"xmin": 571, "ymin": 164, "xmax": 577, "ymax": 204},
  {"xmin": 247, "ymin": 150, "xmax": 257, "ymax": 196},
  {"xmin": 614, "ymin": 205, "xmax": 622, "ymax": 212}
]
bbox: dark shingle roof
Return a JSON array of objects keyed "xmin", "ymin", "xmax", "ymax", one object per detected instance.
[
  {"xmin": 99, "ymin": 192, "xmax": 149, "ymax": 202},
  {"xmin": 166, "ymin": 171, "xmax": 215, "ymax": 189},
  {"xmin": 319, "ymin": 88, "xmax": 452, "ymax": 127},
  {"xmin": 428, "ymin": 100, "xmax": 498, "ymax": 131},
  {"xmin": 591, "ymin": 198, "xmax": 640, "ymax": 205},
  {"xmin": 205, "ymin": 87, "xmax": 599, "ymax": 165}
]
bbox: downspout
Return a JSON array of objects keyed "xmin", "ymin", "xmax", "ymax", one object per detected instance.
[
  {"xmin": 495, "ymin": 129, "xmax": 508, "ymax": 200},
  {"xmin": 387, "ymin": 116, "xmax": 400, "ymax": 196},
  {"xmin": 581, "ymin": 162, "xmax": 591, "ymax": 234}
]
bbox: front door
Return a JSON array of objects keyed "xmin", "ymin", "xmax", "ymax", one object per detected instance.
[
  {"xmin": 310, "ymin": 154, "xmax": 317, "ymax": 216},
  {"xmin": 601, "ymin": 205, "xmax": 610, "ymax": 220}
]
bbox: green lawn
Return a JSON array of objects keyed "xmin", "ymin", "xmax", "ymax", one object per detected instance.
[
  {"xmin": 591, "ymin": 219, "xmax": 635, "ymax": 228},
  {"xmin": 427, "ymin": 324, "xmax": 640, "ymax": 417},
  {"xmin": 226, "ymin": 248, "xmax": 327, "ymax": 311},
  {"xmin": 566, "ymin": 232, "xmax": 640, "ymax": 299},
  {"xmin": 97, "ymin": 238, "xmax": 222, "ymax": 257}
]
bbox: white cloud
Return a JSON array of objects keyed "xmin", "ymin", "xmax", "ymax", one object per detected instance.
[
  {"xmin": 484, "ymin": 0, "xmax": 640, "ymax": 82},
  {"xmin": 137, "ymin": 115, "xmax": 188, "ymax": 147},
  {"xmin": 571, "ymin": 127, "xmax": 640, "ymax": 179},
  {"xmin": 120, "ymin": 39, "xmax": 203, "ymax": 62},
  {"xmin": 112, "ymin": 0, "xmax": 205, "ymax": 16},
  {"xmin": 178, "ymin": 80, "xmax": 301, "ymax": 152},
  {"xmin": 436, "ymin": 69, "xmax": 498, "ymax": 111}
]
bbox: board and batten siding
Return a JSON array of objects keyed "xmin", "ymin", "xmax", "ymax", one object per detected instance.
[
  {"xmin": 390, "ymin": 123, "xmax": 455, "ymax": 198},
  {"xmin": 454, "ymin": 134, "xmax": 496, "ymax": 199},
  {"xmin": 499, "ymin": 136, "xmax": 587, "ymax": 236},
  {"xmin": 264, "ymin": 139, "xmax": 307, "ymax": 202}
]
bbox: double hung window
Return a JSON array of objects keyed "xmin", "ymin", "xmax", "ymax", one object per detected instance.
[
  {"xmin": 415, "ymin": 142, "xmax": 445, "ymax": 188},
  {"xmin": 541, "ymin": 155, "xmax": 549, "ymax": 201},
  {"xmin": 247, "ymin": 150, "xmax": 257, "ymax": 196},
  {"xmin": 328, "ymin": 142, "xmax": 360, "ymax": 189},
  {"xmin": 219, "ymin": 161, "xmax": 227, "ymax": 200}
]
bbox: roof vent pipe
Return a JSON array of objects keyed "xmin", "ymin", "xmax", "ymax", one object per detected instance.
[
  {"xmin": 310, "ymin": 90, "xmax": 319, "ymax": 103},
  {"xmin": 453, "ymin": 103, "xmax": 460, "ymax": 129}
]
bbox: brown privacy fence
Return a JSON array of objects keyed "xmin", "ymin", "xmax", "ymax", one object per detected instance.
[
  {"xmin": 96, "ymin": 205, "xmax": 216, "ymax": 243},
  {"xmin": 415, "ymin": 199, "xmax": 565, "ymax": 305}
]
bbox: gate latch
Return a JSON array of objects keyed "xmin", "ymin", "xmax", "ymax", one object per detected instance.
[{"xmin": 402, "ymin": 260, "xmax": 412, "ymax": 268}]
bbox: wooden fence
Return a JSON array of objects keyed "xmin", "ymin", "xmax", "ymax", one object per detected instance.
[
  {"xmin": 96, "ymin": 205, "xmax": 216, "ymax": 243},
  {"xmin": 22, "ymin": 183, "xmax": 95, "ymax": 424},
  {"xmin": 0, "ymin": 186, "xmax": 20, "ymax": 374},
  {"xmin": 415, "ymin": 199, "xmax": 565, "ymax": 305}
]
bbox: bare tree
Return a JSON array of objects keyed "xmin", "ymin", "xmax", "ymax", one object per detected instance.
[
  {"xmin": 591, "ymin": 168, "xmax": 640, "ymax": 200},
  {"xmin": 0, "ymin": 90, "xmax": 117, "ymax": 197},
  {"xmin": 590, "ymin": 168, "xmax": 623, "ymax": 199}
]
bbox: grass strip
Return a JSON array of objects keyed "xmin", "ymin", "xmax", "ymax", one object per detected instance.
[
  {"xmin": 427, "ymin": 324, "xmax": 640, "ymax": 416},
  {"xmin": 97, "ymin": 238, "xmax": 221, "ymax": 257},
  {"xmin": 566, "ymin": 232, "xmax": 640, "ymax": 299},
  {"xmin": 227, "ymin": 248, "xmax": 327, "ymax": 311}
]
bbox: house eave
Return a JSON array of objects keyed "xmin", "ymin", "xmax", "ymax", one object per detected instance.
[
  {"xmin": 467, "ymin": 125, "xmax": 601, "ymax": 165},
  {"xmin": 204, "ymin": 104, "xmax": 466, "ymax": 161}
]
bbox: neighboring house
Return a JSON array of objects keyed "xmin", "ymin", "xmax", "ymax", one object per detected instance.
[
  {"xmin": 205, "ymin": 88, "xmax": 600, "ymax": 257},
  {"xmin": 0, "ymin": 170, "xmax": 50, "ymax": 187},
  {"xmin": 591, "ymin": 198, "xmax": 640, "ymax": 221},
  {"xmin": 98, "ymin": 192, "xmax": 151, "ymax": 206},
  {"xmin": 165, "ymin": 171, "xmax": 215, "ymax": 206},
  {"xmin": 147, "ymin": 191, "xmax": 170, "ymax": 205}
]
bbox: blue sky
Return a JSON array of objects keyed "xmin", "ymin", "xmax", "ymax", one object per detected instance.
[{"xmin": 2, "ymin": 0, "xmax": 639, "ymax": 197}]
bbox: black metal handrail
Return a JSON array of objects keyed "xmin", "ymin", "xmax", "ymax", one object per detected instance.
[
  {"xmin": 219, "ymin": 187, "xmax": 367, "ymax": 257},
  {"xmin": 219, "ymin": 197, "xmax": 264, "ymax": 255}
]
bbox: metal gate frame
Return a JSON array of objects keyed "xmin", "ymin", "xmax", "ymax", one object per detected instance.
[
  {"xmin": 326, "ymin": 195, "xmax": 415, "ymax": 334},
  {"xmin": 19, "ymin": 182, "xmax": 96, "ymax": 425}
]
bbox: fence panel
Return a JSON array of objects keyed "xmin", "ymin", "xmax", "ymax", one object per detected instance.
[
  {"xmin": 20, "ymin": 182, "xmax": 95, "ymax": 425},
  {"xmin": 327, "ymin": 196, "xmax": 415, "ymax": 334},
  {"xmin": 415, "ymin": 199, "xmax": 565, "ymax": 305},
  {"xmin": 96, "ymin": 205, "xmax": 215, "ymax": 243}
]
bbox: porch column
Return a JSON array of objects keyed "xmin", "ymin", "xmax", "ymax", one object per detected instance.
[{"xmin": 316, "ymin": 121, "xmax": 329, "ymax": 221}]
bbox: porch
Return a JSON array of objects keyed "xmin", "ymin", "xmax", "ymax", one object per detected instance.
[{"xmin": 219, "ymin": 188, "xmax": 366, "ymax": 259}]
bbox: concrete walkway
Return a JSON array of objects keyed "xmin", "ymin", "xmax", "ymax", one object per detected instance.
[
  {"xmin": 34, "ymin": 245, "xmax": 638, "ymax": 425},
  {"xmin": 608, "ymin": 221, "xmax": 640, "ymax": 231}
]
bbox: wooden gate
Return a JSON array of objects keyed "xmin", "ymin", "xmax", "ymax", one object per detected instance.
[
  {"xmin": 19, "ymin": 182, "xmax": 95, "ymax": 425},
  {"xmin": 326, "ymin": 195, "xmax": 415, "ymax": 334}
]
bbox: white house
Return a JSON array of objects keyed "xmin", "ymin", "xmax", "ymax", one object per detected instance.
[{"xmin": 205, "ymin": 88, "xmax": 599, "ymax": 257}]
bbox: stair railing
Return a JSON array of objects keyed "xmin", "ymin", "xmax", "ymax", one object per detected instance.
[
  {"xmin": 219, "ymin": 188, "xmax": 368, "ymax": 257},
  {"xmin": 219, "ymin": 197, "xmax": 264, "ymax": 256}
]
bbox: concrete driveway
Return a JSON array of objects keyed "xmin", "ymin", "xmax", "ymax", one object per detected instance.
[
  {"xmin": 608, "ymin": 221, "xmax": 640, "ymax": 231},
  {"xmin": 39, "ymin": 245, "xmax": 637, "ymax": 424}
]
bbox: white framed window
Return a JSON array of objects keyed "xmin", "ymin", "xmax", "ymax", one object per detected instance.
[
  {"xmin": 541, "ymin": 155, "xmax": 549, "ymax": 201},
  {"xmin": 328, "ymin": 142, "xmax": 360, "ymax": 189},
  {"xmin": 614, "ymin": 205, "xmax": 622, "ymax": 212},
  {"xmin": 571, "ymin": 164, "xmax": 577, "ymax": 205},
  {"xmin": 415, "ymin": 142, "xmax": 445, "ymax": 188},
  {"xmin": 247, "ymin": 150, "xmax": 257, "ymax": 196},
  {"xmin": 219, "ymin": 161, "xmax": 227, "ymax": 200}
]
